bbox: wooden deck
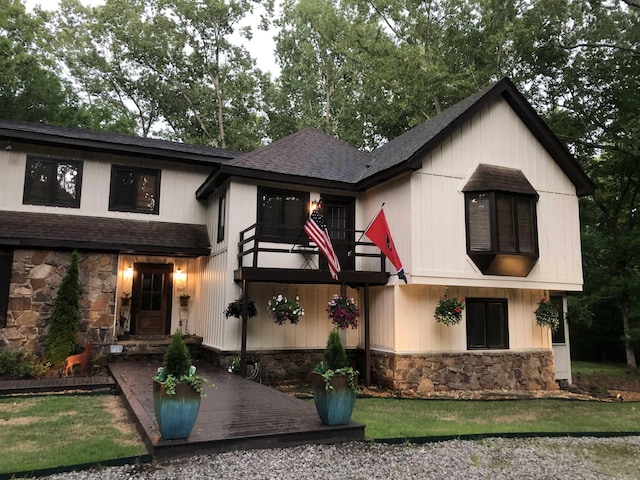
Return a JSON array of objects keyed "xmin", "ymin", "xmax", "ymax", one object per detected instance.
[{"xmin": 109, "ymin": 361, "xmax": 365, "ymax": 460}]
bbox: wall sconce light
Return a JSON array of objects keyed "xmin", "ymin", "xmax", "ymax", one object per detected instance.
[
  {"xmin": 310, "ymin": 200, "xmax": 319, "ymax": 213},
  {"xmin": 175, "ymin": 267, "xmax": 187, "ymax": 291},
  {"xmin": 124, "ymin": 266, "xmax": 133, "ymax": 280}
]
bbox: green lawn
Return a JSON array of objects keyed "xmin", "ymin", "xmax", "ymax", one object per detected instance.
[
  {"xmin": 352, "ymin": 398, "xmax": 640, "ymax": 439},
  {"xmin": 573, "ymin": 361, "xmax": 640, "ymax": 379},
  {"xmin": 0, "ymin": 394, "xmax": 148, "ymax": 475}
]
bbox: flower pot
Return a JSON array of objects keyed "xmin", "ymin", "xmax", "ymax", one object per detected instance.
[
  {"xmin": 179, "ymin": 298, "xmax": 189, "ymax": 307},
  {"xmin": 153, "ymin": 379, "xmax": 201, "ymax": 440},
  {"xmin": 310, "ymin": 371, "xmax": 356, "ymax": 426},
  {"xmin": 121, "ymin": 297, "xmax": 131, "ymax": 307}
]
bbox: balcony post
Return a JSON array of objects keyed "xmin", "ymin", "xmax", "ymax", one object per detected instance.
[{"xmin": 240, "ymin": 278, "xmax": 249, "ymax": 377}]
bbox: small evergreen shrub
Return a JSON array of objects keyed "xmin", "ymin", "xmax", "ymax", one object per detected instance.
[
  {"xmin": 0, "ymin": 351, "xmax": 50, "ymax": 378},
  {"xmin": 323, "ymin": 329, "xmax": 349, "ymax": 370},
  {"xmin": 163, "ymin": 331, "xmax": 191, "ymax": 378},
  {"xmin": 45, "ymin": 251, "xmax": 81, "ymax": 366}
]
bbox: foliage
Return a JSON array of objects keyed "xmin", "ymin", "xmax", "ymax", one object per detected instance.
[
  {"xmin": 179, "ymin": 293, "xmax": 191, "ymax": 300},
  {"xmin": 45, "ymin": 250, "xmax": 80, "ymax": 366},
  {"xmin": 326, "ymin": 294, "xmax": 359, "ymax": 329},
  {"xmin": 315, "ymin": 328, "xmax": 357, "ymax": 392},
  {"xmin": 434, "ymin": 296, "xmax": 465, "ymax": 326},
  {"xmin": 0, "ymin": 394, "xmax": 147, "ymax": 474},
  {"xmin": 224, "ymin": 296, "xmax": 258, "ymax": 319},
  {"xmin": 566, "ymin": 296, "xmax": 594, "ymax": 329},
  {"xmin": 154, "ymin": 331, "xmax": 212, "ymax": 396},
  {"xmin": 534, "ymin": 298, "xmax": 560, "ymax": 332},
  {"xmin": 267, "ymin": 294, "xmax": 304, "ymax": 325},
  {"xmin": 0, "ymin": 351, "xmax": 50, "ymax": 379},
  {"xmin": 352, "ymin": 397, "xmax": 640, "ymax": 440}
]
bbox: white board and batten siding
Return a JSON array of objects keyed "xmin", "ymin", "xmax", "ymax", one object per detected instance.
[
  {"xmin": 0, "ymin": 146, "xmax": 211, "ymax": 224},
  {"xmin": 409, "ymin": 97, "xmax": 584, "ymax": 291}
]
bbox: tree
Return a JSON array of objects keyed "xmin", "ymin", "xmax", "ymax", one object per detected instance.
[{"xmin": 45, "ymin": 251, "xmax": 81, "ymax": 367}]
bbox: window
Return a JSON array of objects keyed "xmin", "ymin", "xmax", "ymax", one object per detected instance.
[
  {"xmin": 0, "ymin": 250, "xmax": 13, "ymax": 328},
  {"xmin": 109, "ymin": 166, "xmax": 160, "ymax": 214},
  {"xmin": 466, "ymin": 298, "xmax": 509, "ymax": 350},
  {"xmin": 258, "ymin": 188, "xmax": 308, "ymax": 242},
  {"xmin": 217, "ymin": 190, "xmax": 226, "ymax": 243},
  {"xmin": 550, "ymin": 295, "xmax": 566, "ymax": 344},
  {"xmin": 463, "ymin": 165, "xmax": 539, "ymax": 276},
  {"xmin": 23, "ymin": 156, "xmax": 82, "ymax": 208}
]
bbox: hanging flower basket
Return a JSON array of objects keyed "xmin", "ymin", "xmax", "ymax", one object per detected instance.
[
  {"xmin": 267, "ymin": 294, "xmax": 305, "ymax": 325},
  {"xmin": 534, "ymin": 298, "xmax": 560, "ymax": 331},
  {"xmin": 434, "ymin": 296, "xmax": 465, "ymax": 326},
  {"xmin": 224, "ymin": 297, "xmax": 258, "ymax": 319},
  {"xmin": 326, "ymin": 295, "xmax": 360, "ymax": 329}
]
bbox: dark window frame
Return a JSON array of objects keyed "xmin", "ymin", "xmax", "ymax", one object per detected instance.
[
  {"xmin": 217, "ymin": 190, "xmax": 226, "ymax": 243},
  {"xmin": 257, "ymin": 187, "xmax": 309, "ymax": 243},
  {"xmin": 0, "ymin": 250, "xmax": 13, "ymax": 328},
  {"xmin": 465, "ymin": 191, "xmax": 539, "ymax": 276},
  {"xmin": 466, "ymin": 298, "xmax": 509, "ymax": 350},
  {"xmin": 109, "ymin": 165, "xmax": 161, "ymax": 215},
  {"xmin": 23, "ymin": 156, "xmax": 83, "ymax": 208}
]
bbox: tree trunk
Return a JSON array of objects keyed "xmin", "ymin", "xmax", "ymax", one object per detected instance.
[{"xmin": 621, "ymin": 301, "xmax": 637, "ymax": 370}]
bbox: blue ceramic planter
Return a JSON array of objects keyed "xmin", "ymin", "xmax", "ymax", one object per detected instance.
[
  {"xmin": 153, "ymin": 379, "xmax": 201, "ymax": 440},
  {"xmin": 311, "ymin": 372, "xmax": 356, "ymax": 426}
]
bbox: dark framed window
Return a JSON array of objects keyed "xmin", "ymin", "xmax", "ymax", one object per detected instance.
[
  {"xmin": 23, "ymin": 156, "xmax": 83, "ymax": 208},
  {"xmin": 466, "ymin": 298, "xmax": 509, "ymax": 350},
  {"xmin": 465, "ymin": 191, "xmax": 538, "ymax": 276},
  {"xmin": 257, "ymin": 187, "xmax": 309, "ymax": 242},
  {"xmin": 0, "ymin": 250, "xmax": 13, "ymax": 328},
  {"xmin": 550, "ymin": 295, "xmax": 566, "ymax": 344},
  {"xmin": 109, "ymin": 166, "xmax": 160, "ymax": 214},
  {"xmin": 217, "ymin": 190, "xmax": 226, "ymax": 243}
]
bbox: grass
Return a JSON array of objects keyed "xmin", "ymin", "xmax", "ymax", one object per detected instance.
[
  {"xmin": 0, "ymin": 394, "xmax": 147, "ymax": 475},
  {"xmin": 572, "ymin": 361, "xmax": 640, "ymax": 379},
  {"xmin": 352, "ymin": 398, "xmax": 640, "ymax": 439}
]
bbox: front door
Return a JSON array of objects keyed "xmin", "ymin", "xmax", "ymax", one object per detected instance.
[
  {"xmin": 321, "ymin": 196, "xmax": 355, "ymax": 271},
  {"xmin": 131, "ymin": 263, "xmax": 173, "ymax": 335}
]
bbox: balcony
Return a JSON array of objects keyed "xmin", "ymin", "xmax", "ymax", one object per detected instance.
[{"xmin": 234, "ymin": 223, "xmax": 389, "ymax": 286}]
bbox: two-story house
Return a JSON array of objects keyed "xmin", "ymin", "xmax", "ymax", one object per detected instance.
[{"xmin": 0, "ymin": 78, "xmax": 593, "ymax": 392}]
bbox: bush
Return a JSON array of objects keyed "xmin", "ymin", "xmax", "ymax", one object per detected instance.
[
  {"xmin": 323, "ymin": 329, "xmax": 349, "ymax": 371},
  {"xmin": 163, "ymin": 331, "xmax": 191, "ymax": 378},
  {"xmin": 45, "ymin": 251, "xmax": 80, "ymax": 366},
  {"xmin": 0, "ymin": 351, "xmax": 50, "ymax": 378}
]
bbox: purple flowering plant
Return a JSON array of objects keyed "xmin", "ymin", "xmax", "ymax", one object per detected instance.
[{"xmin": 326, "ymin": 294, "xmax": 360, "ymax": 329}]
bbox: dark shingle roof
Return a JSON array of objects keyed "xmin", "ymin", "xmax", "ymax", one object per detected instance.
[
  {"xmin": 223, "ymin": 127, "xmax": 370, "ymax": 183},
  {"xmin": 0, "ymin": 119, "xmax": 239, "ymax": 166},
  {"xmin": 462, "ymin": 164, "xmax": 538, "ymax": 195},
  {"xmin": 0, "ymin": 211, "xmax": 210, "ymax": 257}
]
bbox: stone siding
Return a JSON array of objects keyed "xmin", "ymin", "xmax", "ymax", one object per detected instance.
[
  {"xmin": 370, "ymin": 350, "xmax": 558, "ymax": 393},
  {"xmin": 1, "ymin": 250, "xmax": 118, "ymax": 358}
]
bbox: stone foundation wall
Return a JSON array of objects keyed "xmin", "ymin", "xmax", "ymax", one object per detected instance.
[
  {"xmin": 1, "ymin": 250, "xmax": 118, "ymax": 358},
  {"xmin": 202, "ymin": 347, "xmax": 359, "ymax": 384},
  {"xmin": 370, "ymin": 350, "xmax": 558, "ymax": 393}
]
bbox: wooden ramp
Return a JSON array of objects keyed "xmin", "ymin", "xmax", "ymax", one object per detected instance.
[{"xmin": 109, "ymin": 362, "xmax": 364, "ymax": 460}]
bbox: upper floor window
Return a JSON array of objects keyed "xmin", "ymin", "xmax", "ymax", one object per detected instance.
[
  {"xmin": 463, "ymin": 164, "xmax": 539, "ymax": 276},
  {"xmin": 217, "ymin": 190, "xmax": 226, "ymax": 243},
  {"xmin": 23, "ymin": 156, "xmax": 82, "ymax": 208},
  {"xmin": 109, "ymin": 166, "xmax": 160, "ymax": 214},
  {"xmin": 466, "ymin": 298, "xmax": 509, "ymax": 350},
  {"xmin": 258, "ymin": 187, "xmax": 308, "ymax": 242}
]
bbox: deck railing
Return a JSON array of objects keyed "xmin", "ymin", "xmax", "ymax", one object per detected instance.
[{"xmin": 237, "ymin": 223, "xmax": 386, "ymax": 274}]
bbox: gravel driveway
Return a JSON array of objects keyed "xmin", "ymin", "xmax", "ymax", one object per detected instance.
[{"xmin": 31, "ymin": 436, "xmax": 640, "ymax": 480}]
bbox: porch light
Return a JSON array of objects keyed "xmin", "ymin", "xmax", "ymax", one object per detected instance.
[
  {"xmin": 174, "ymin": 267, "xmax": 187, "ymax": 290},
  {"xmin": 124, "ymin": 266, "xmax": 133, "ymax": 280},
  {"xmin": 310, "ymin": 200, "xmax": 319, "ymax": 213}
]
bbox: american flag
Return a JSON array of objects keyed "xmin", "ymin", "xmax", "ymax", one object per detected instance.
[{"xmin": 304, "ymin": 210, "xmax": 341, "ymax": 280}]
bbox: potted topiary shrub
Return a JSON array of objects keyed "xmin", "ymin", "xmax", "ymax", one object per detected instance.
[
  {"xmin": 310, "ymin": 329, "xmax": 358, "ymax": 425},
  {"xmin": 153, "ymin": 331, "xmax": 213, "ymax": 440}
]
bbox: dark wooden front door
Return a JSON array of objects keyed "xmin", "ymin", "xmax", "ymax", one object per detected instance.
[
  {"xmin": 131, "ymin": 263, "xmax": 173, "ymax": 335},
  {"xmin": 321, "ymin": 196, "xmax": 355, "ymax": 271}
]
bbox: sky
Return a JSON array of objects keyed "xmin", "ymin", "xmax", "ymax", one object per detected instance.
[{"xmin": 23, "ymin": 0, "xmax": 281, "ymax": 76}]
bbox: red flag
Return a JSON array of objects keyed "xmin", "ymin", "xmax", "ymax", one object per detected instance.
[
  {"xmin": 304, "ymin": 210, "xmax": 340, "ymax": 280},
  {"xmin": 364, "ymin": 208, "xmax": 407, "ymax": 283}
]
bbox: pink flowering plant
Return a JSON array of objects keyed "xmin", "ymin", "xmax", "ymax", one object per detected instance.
[
  {"xmin": 326, "ymin": 294, "xmax": 360, "ymax": 329},
  {"xmin": 534, "ymin": 298, "xmax": 560, "ymax": 331},
  {"xmin": 267, "ymin": 294, "xmax": 304, "ymax": 325},
  {"xmin": 434, "ymin": 296, "xmax": 465, "ymax": 326}
]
